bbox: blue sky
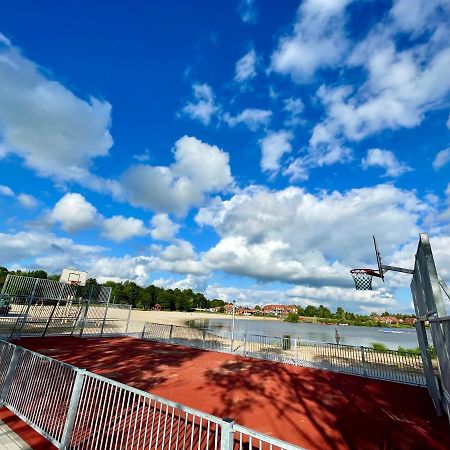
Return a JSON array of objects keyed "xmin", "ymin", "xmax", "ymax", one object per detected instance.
[{"xmin": 0, "ymin": 0, "xmax": 449, "ymax": 313}]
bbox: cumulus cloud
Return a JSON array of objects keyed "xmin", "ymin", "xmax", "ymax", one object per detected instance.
[
  {"xmin": 362, "ymin": 148, "xmax": 412, "ymax": 177},
  {"xmin": 122, "ymin": 136, "xmax": 233, "ymax": 215},
  {"xmin": 259, "ymin": 130, "xmax": 293, "ymax": 174},
  {"xmin": 51, "ymin": 193, "xmax": 99, "ymax": 233},
  {"xmin": 223, "ymin": 108, "xmax": 271, "ymax": 130},
  {"xmin": 237, "ymin": 0, "xmax": 257, "ymax": 24},
  {"xmin": 101, "ymin": 215, "xmax": 148, "ymax": 242},
  {"xmin": 17, "ymin": 193, "xmax": 38, "ymax": 208},
  {"xmin": 150, "ymin": 214, "xmax": 180, "ymax": 241},
  {"xmin": 432, "ymin": 148, "xmax": 450, "ymax": 170},
  {"xmin": 309, "ymin": 1, "xmax": 450, "ymax": 163},
  {"xmin": 271, "ymin": 0, "xmax": 353, "ymax": 81},
  {"xmin": 0, "ymin": 34, "xmax": 113, "ymax": 185},
  {"xmin": 0, "ymin": 230, "xmax": 103, "ymax": 269},
  {"xmin": 181, "ymin": 83, "xmax": 219, "ymax": 125},
  {"xmin": 283, "ymin": 97, "xmax": 304, "ymax": 126},
  {"xmin": 235, "ymin": 49, "xmax": 257, "ymax": 83},
  {"xmin": 196, "ymin": 184, "xmax": 426, "ymax": 287},
  {"xmin": 0, "ymin": 185, "xmax": 14, "ymax": 197}
]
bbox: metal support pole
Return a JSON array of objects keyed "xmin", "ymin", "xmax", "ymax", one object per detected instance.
[
  {"xmin": 141, "ymin": 322, "xmax": 146, "ymax": 339},
  {"xmin": 243, "ymin": 331, "xmax": 247, "ymax": 356},
  {"xmin": 169, "ymin": 324, "xmax": 174, "ymax": 343},
  {"xmin": 125, "ymin": 305, "xmax": 132, "ymax": 335},
  {"xmin": 231, "ymin": 301, "xmax": 236, "ymax": 352},
  {"xmin": 294, "ymin": 338, "xmax": 298, "ymax": 364},
  {"xmin": 220, "ymin": 418, "xmax": 235, "ymax": 450},
  {"xmin": 100, "ymin": 301, "xmax": 110, "ymax": 337},
  {"xmin": 1, "ymin": 274, "xmax": 10, "ymax": 295},
  {"xmin": 79, "ymin": 287, "xmax": 92, "ymax": 337},
  {"xmin": 16, "ymin": 278, "xmax": 39, "ymax": 340},
  {"xmin": 59, "ymin": 369, "xmax": 86, "ymax": 449},
  {"xmin": 202, "ymin": 329, "xmax": 206, "ymax": 348},
  {"xmin": 42, "ymin": 302, "xmax": 58, "ymax": 337},
  {"xmin": 360, "ymin": 346, "xmax": 367, "ymax": 376},
  {"xmin": 0, "ymin": 346, "xmax": 22, "ymax": 406}
]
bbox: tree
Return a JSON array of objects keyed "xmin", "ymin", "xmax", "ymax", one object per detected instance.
[
  {"xmin": 255, "ymin": 305, "xmax": 261, "ymax": 310},
  {"xmin": 304, "ymin": 305, "xmax": 318, "ymax": 317},
  {"xmin": 335, "ymin": 307, "xmax": 345, "ymax": 320}
]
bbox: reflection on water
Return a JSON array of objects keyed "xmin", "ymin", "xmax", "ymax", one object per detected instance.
[{"xmin": 188, "ymin": 318, "xmax": 426, "ymax": 350}]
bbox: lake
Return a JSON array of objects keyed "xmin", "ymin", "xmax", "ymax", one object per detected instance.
[{"xmin": 188, "ymin": 318, "xmax": 429, "ymax": 350}]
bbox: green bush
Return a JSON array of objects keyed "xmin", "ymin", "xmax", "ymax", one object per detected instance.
[
  {"xmin": 284, "ymin": 312, "xmax": 299, "ymax": 323},
  {"xmin": 282, "ymin": 335, "xmax": 291, "ymax": 350},
  {"xmin": 397, "ymin": 346, "xmax": 421, "ymax": 356},
  {"xmin": 428, "ymin": 345, "xmax": 436, "ymax": 359},
  {"xmin": 371, "ymin": 342, "xmax": 388, "ymax": 352}
]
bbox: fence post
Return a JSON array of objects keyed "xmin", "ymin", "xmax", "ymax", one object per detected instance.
[
  {"xmin": 294, "ymin": 338, "xmax": 298, "ymax": 364},
  {"xmin": 0, "ymin": 346, "xmax": 22, "ymax": 406},
  {"xmin": 100, "ymin": 301, "xmax": 110, "ymax": 337},
  {"xmin": 59, "ymin": 369, "xmax": 86, "ymax": 449},
  {"xmin": 141, "ymin": 322, "xmax": 146, "ymax": 339},
  {"xmin": 16, "ymin": 278, "xmax": 39, "ymax": 339},
  {"xmin": 169, "ymin": 325, "xmax": 174, "ymax": 343},
  {"xmin": 42, "ymin": 302, "xmax": 58, "ymax": 337},
  {"xmin": 243, "ymin": 332, "xmax": 247, "ymax": 356},
  {"xmin": 220, "ymin": 418, "xmax": 234, "ymax": 450},
  {"xmin": 202, "ymin": 329, "xmax": 206, "ymax": 348},
  {"xmin": 79, "ymin": 288, "xmax": 92, "ymax": 337},
  {"xmin": 125, "ymin": 305, "xmax": 132, "ymax": 335},
  {"xmin": 360, "ymin": 346, "xmax": 367, "ymax": 376}
]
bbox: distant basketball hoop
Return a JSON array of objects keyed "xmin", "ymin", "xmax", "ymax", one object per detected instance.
[
  {"xmin": 350, "ymin": 236, "xmax": 384, "ymax": 290},
  {"xmin": 60, "ymin": 269, "xmax": 88, "ymax": 286}
]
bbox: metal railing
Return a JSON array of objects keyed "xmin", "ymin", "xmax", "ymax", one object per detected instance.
[
  {"xmin": 140, "ymin": 323, "xmax": 426, "ymax": 386},
  {"xmin": 0, "ymin": 340, "xmax": 304, "ymax": 450}
]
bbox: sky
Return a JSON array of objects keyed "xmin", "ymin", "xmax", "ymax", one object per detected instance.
[{"xmin": 0, "ymin": 0, "xmax": 449, "ymax": 313}]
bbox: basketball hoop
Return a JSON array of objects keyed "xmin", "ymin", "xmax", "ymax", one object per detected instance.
[{"xmin": 350, "ymin": 268, "xmax": 382, "ymax": 290}]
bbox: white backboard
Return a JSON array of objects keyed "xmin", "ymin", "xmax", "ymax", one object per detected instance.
[{"xmin": 60, "ymin": 268, "xmax": 88, "ymax": 286}]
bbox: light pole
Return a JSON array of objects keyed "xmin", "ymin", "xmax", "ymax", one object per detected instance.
[{"xmin": 231, "ymin": 300, "xmax": 236, "ymax": 352}]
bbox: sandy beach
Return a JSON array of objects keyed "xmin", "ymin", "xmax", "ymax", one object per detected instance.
[{"xmin": 123, "ymin": 309, "xmax": 279, "ymax": 327}]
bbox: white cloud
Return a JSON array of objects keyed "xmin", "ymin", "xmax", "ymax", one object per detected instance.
[
  {"xmin": 51, "ymin": 193, "xmax": 99, "ymax": 232},
  {"xmin": 271, "ymin": 0, "xmax": 353, "ymax": 81},
  {"xmin": 362, "ymin": 148, "xmax": 412, "ymax": 177},
  {"xmin": 0, "ymin": 185, "xmax": 14, "ymax": 197},
  {"xmin": 153, "ymin": 274, "xmax": 209, "ymax": 293},
  {"xmin": 223, "ymin": 108, "xmax": 271, "ymax": 130},
  {"xmin": 310, "ymin": 3, "xmax": 450, "ymax": 158},
  {"xmin": 432, "ymin": 148, "xmax": 450, "ymax": 170},
  {"xmin": 0, "ymin": 230, "xmax": 103, "ymax": 269},
  {"xmin": 101, "ymin": 215, "xmax": 148, "ymax": 242},
  {"xmin": 197, "ymin": 184, "xmax": 426, "ymax": 287},
  {"xmin": 181, "ymin": 83, "xmax": 219, "ymax": 125},
  {"xmin": 0, "ymin": 35, "xmax": 113, "ymax": 185},
  {"xmin": 17, "ymin": 193, "xmax": 37, "ymax": 208},
  {"xmin": 150, "ymin": 214, "xmax": 180, "ymax": 241},
  {"xmin": 122, "ymin": 135, "xmax": 233, "ymax": 215},
  {"xmin": 237, "ymin": 0, "xmax": 257, "ymax": 24},
  {"xmin": 235, "ymin": 49, "xmax": 257, "ymax": 83},
  {"xmin": 259, "ymin": 130, "xmax": 293, "ymax": 173},
  {"xmin": 283, "ymin": 97, "xmax": 304, "ymax": 126}
]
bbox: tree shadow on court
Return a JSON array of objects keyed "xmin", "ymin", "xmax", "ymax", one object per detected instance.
[
  {"xmin": 202, "ymin": 356, "xmax": 450, "ymax": 450},
  {"xmin": 13, "ymin": 336, "xmax": 205, "ymax": 392}
]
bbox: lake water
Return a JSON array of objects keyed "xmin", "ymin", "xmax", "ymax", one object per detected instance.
[{"xmin": 189, "ymin": 318, "xmax": 429, "ymax": 350}]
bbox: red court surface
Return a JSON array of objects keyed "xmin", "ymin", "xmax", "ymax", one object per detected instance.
[{"xmin": 12, "ymin": 336, "xmax": 450, "ymax": 450}]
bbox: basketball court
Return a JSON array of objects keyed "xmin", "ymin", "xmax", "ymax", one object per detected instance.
[{"xmin": 11, "ymin": 335, "xmax": 450, "ymax": 450}]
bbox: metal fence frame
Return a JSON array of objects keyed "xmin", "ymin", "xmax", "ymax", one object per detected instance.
[
  {"xmin": 411, "ymin": 233, "xmax": 450, "ymax": 418},
  {"xmin": 0, "ymin": 339, "xmax": 304, "ymax": 450}
]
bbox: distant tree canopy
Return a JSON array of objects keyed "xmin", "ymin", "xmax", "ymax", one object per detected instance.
[{"xmin": 0, "ymin": 266, "xmax": 414, "ymax": 319}]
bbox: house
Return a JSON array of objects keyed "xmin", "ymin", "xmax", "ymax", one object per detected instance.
[{"xmin": 262, "ymin": 304, "xmax": 297, "ymax": 316}]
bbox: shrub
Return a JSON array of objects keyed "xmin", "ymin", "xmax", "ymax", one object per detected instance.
[
  {"xmin": 397, "ymin": 346, "xmax": 421, "ymax": 356},
  {"xmin": 371, "ymin": 342, "xmax": 388, "ymax": 352},
  {"xmin": 284, "ymin": 312, "xmax": 299, "ymax": 323}
]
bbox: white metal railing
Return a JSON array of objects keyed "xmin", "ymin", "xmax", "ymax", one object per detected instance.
[
  {"xmin": 140, "ymin": 323, "xmax": 426, "ymax": 386},
  {"xmin": 0, "ymin": 340, "xmax": 305, "ymax": 450}
]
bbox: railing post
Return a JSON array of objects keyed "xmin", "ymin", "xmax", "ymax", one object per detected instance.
[
  {"xmin": 141, "ymin": 322, "xmax": 146, "ymax": 339},
  {"xmin": 100, "ymin": 301, "xmax": 110, "ymax": 337},
  {"xmin": 125, "ymin": 305, "xmax": 132, "ymax": 335},
  {"xmin": 0, "ymin": 346, "xmax": 22, "ymax": 406},
  {"xmin": 59, "ymin": 369, "xmax": 86, "ymax": 449},
  {"xmin": 42, "ymin": 302, "xmax": 58, "ymax": 337},
  {"xmin": 202, "ymin": 329, "xmax": 206, "ymax": 348},
  {"xmin": 16, "ymin": 278, "xmax": 39, "ymax": 339},
  {"xmin": 79, "ymin": 289, "xmax": 92, "ymax": 337},
  {"xmin": 169, "ymin": 324, "xmax": 174, "ymax": 343},
  {"xmin": 360, "ymin": 346, "xmax": 367, "ymax": 376},
  {"xmin": 243, "ymin": 332, "xmax": 247, "ymax": 356},
  {"xmin": 294, "ymin": 338, "xmax": 298, "ymax": 364},
  {"xmin": 220, "ymin": 418, "xmax": 234, "ymax": 450}
]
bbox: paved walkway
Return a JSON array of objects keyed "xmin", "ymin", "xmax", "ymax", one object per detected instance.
[{"xmin": 0, "ymin": 420, "xmax": 31, "ymax": 449}]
